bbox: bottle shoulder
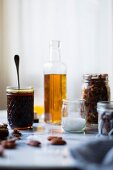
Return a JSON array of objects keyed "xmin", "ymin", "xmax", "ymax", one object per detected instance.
[{"xmin": 43, "ymin": 61, "xmax": 67, "ymax": 74}]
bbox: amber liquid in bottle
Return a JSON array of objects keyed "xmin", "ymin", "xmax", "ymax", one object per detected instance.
[{"xmin": 44, "ymin": 74, "xmax": 66, "ymax": 124}]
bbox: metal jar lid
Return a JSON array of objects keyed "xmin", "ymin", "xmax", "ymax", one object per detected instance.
[
  {"xmin": 83, "ymin": 74, "xmax": 108, "ymax": 81},
  {"xmin": 97, "ymin": 101, "xmax": 113, "ymax": 110}
]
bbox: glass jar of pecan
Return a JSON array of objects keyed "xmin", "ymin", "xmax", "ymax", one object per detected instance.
[{"xmin": 82, "ymin": 74, "xmax": 110, "ymax": 127}]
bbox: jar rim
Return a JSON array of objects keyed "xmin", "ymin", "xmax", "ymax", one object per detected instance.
[
  {"xmin": 97, "ymin": 101, "xmax": 113, "ymax": 109},
  {"xmin": 6, "ymin": 86, "xmax": 34, "ymax": 93},
  {"xmin": 83, "ymin": 74, "xmax": 108, "ymax": 81},
  {"xmin": 62, "ymin": 99, "xmax": 85, "ymax": 104}
]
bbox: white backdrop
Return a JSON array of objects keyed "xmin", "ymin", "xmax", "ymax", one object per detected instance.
[{"xmin": 0, "ymin": 0, "xmax": 113, "ymax": 109}]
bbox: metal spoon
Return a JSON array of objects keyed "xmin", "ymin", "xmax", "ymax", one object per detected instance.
[{"xmin": 14, "ymin": 55, "xmax": 20, "ymax": 89}]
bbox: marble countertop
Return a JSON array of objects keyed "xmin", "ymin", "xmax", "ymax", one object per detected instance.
[{"xmin": 0, "ymin": 110, "xmax": 97, "ymax": 170}]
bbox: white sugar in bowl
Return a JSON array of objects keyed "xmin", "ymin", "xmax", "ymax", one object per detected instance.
[
  {"xmin": 62, "ymin": 117, "xmax": 86, "ymax": 132},
  {"xmin": 61, "ymin": 99, "xmax": 86, "ymax": 133}
]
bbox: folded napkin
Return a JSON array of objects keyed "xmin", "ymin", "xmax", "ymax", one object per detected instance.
[{"xmin": 70, "ymin": 138, "xmax": 113, "ymax": 170}]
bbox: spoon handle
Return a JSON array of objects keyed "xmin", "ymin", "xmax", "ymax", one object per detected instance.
[{"xmin": 14, "ymin": 55, "xmax": 20, "ymax": 89}]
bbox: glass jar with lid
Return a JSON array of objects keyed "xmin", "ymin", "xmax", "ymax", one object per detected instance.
[
  {"xmin": 6, "ymin": 86, "xmax": 34, "ymax": 129},
  {"xmin": 81, "ymin": 74, "xmax": 110, "ymax": 127},
  {"xmin": 97, "ymin": 101, "xmax": 113, "ymax": 135}
]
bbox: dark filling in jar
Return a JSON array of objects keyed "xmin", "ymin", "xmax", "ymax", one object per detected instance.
[
  {"xmin": 98, "ymin": 111, "xmax": 113, "ymax": 135},
  {"xmin": 7, "ymin": 91, "xmax": 34, "ymax": 129},
  {"xmin": 82, "ymin": 74, "xmax": 110, "ymax": 125}
]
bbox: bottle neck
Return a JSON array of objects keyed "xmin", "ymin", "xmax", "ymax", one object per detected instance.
[{"xmin": 49, "ymin": 47, "xmax": 61, "ymax": 62}]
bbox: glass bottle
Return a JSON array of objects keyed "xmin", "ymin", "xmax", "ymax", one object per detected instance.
[
  {"xmin": 81, "ymin": 74, "xmax": 110, "ymax": 127},
  {"xmin": 43, "ymin": 40, "xmax": 67, "ymax": 125}
]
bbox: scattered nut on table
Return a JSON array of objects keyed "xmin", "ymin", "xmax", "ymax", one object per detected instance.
[
  {"xmin": 0, "ymin": 123, "xmax": 9, "ymax": 139},
  {"xmin": 47, "ymin": 136, "xmax": 62, "ymax": 141},
  {"xmin": 1, "ymin": 139, "xmax": 16, "ymax": 149},
  {"xmin": 0, "ymin": 145, "xmax": 4, "ymax": 156},
  {"xmin": 26, "ymin": 140, "xmax": 41, "ymax": 147},
  {"xmin": 47, "ymin": 136, "xmax": 66, "ymax": 145},
  {"xmin": 12, "ymin": 129, "xmax": 22, "ymax": 139},
  {"xmin": 50, "ymin": 138, "xmax": 66, "ymax": 145}
]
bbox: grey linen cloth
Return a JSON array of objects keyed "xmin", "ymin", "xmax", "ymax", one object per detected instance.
[{"xmin": 70, "ymin": 138, "xmax": 113, "ymax": 170}]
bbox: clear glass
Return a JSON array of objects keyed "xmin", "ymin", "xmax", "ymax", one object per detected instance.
[
  {"xmin": 34, "ymin": 87, "xmax": 44, "ymax": 123},
  {"xmin": 61, "ymin": 99, "xmax": 86, "ymax": 133},
  {"xmin": 97, "ymin": 101, "xmax": 113, "ymax": 135},
  {"xmin": 6, "ymin": 86, "xmax": 34, "ymax": 130},
  {"xmin": 43, "ymin": 40, "xmax": 67, "ymax": 125}
]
